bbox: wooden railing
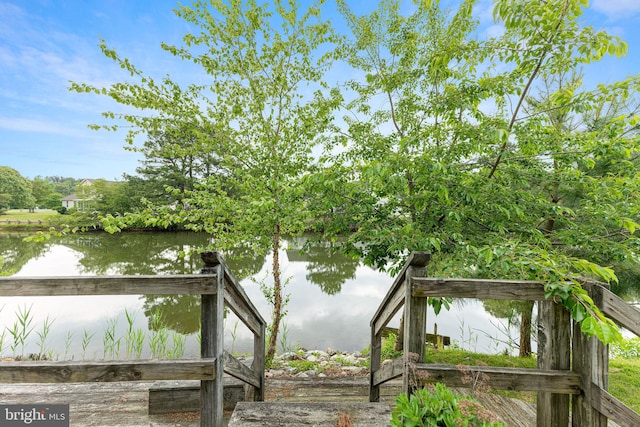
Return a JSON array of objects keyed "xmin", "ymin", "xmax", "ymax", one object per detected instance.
[
  {"xmin": 0, "ymin": 251, "xmax": 265, "ymax": 427},
  {"xmin": 0, "ymin": 219, "xmax": 46, "ymax": 225},
  {"xmin": 370, "ymin": 251, "xmax": 640, "ymax": 427}
]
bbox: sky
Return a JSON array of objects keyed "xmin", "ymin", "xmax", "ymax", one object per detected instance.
[{"xmin": 1, "ymin": 0, "xmax": 639, "ymax": 181}]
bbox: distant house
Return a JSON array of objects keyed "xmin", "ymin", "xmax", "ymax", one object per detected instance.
[{"xmin": 60, "ymin": 179, "xmax": 97, "ymax": 211}]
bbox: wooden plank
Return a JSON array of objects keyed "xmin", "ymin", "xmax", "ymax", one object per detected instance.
[
  {"xmin": 403, "ymin": 264, "xmax": 428, "ymax": 394},
  {"xmin": 592, "ymin": 385, "xmax": 640, "ymax": 426},
  {"xmin": 252, "ymin": 322, "xmax": 265, "ymax": 402},
  {"xmin": 200, "ymin": 263, "xmax": 225, "ymax": 427},
  {"xmin": 201, "ymin": 251, "xmax": 265, "ymax": 403},
  {"xmin": 223, "ymin": 351, "xmax": 261, "ymax": 389},
  {"xmin": 0, "ymin": 275, "xmax": 217, "ymax": 296},
  {"xmin": 572, "ymin": 283, "xmax": 609, "ymax": 427},
  {"xmin": 148, "ymin": 377, "xmax": 246, "ymax": 414},
  {"xmin": 202, "ymin": 251, "xmax": 266, "ymax": 335},
  {"xmin": 224, "ymin": 281, "xmax": 264, "ymax": 336},
  {"xmin": 372, "ymin": 357, "xmax": 405, "ymax": 387},
  {"xmin": 411, "ymin": 277, "xmax": 546, "ymax": 300},
  {"xmin": 228, "ymin": 402, "xmax": 393, "ymax": 427},
  {"xmin": 372, "ymin": 282, "xmax": 405, "ymax": 337},
  {"xmin": 416, "ymin": 363, "xmax": 580, "ymax": 394},
  {"xmin": 0, "ymin": 377, "xmax": 538, "ymax": 427},
  {"xmin": 0, "ymin": 359, "xmax": 216, "ymax": 383},
  {"xmin": 598, "ymin": 286, "xmax": 640, "ymax": 337},
  {"xmin": 370, "ymin": 252, "xmax": 430, "ymax": 327},
  {"xmin": 369, "ymin": 329, "xmax": 382, "ymax": 402},
  {"xmin": 381, "ymin": 326, "xmax": 450, "ymax": 347},
  {"xmin": 537, "ymin": 301, "xmax": 571, "ymax": 427}
]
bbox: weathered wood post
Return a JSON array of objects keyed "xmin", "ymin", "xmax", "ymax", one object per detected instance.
[
  {"xmin": 200, "ymin": 252, "xmax": 226, "ymax": 427},
  {"xmin": 571, "ymin": 281, "xmax": 609, "ymax": 427},
  {"xmin": 370, "ymin": 316, "xmax": 383, "ymax": 403},
  {"xmin": 252, "ymin": 321, "xmax": 266, "ymax": 402},
  {"xmin": 402, "ymin": 252, "xmax": 430, "ymax": 395},
  {"xmin": 536, "ymin": 296, "xmax": 571, "ymax": 426}
]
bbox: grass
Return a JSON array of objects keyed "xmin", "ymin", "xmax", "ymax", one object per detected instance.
[
  {"xmin": 0, "ymin": 209, "xmax": 59, "ymax": 230},
  {"xmin": 609, "ymin": 358, "xmax": 640, "ymax": 413},
  {"xmin": 1, "ymin": 209, "xmax": 58, "ymax": 221}
]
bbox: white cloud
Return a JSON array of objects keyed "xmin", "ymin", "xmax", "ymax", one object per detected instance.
[
  {"xmin": 484, "ymin": 24, "xmax": 505, "ymax": 39},
  {"xmin": 593, "ymin": 0, "xmax": 640, "ymax": 20},
  {"xmin": 0, "ymin": 116, "xmax": 87, "ymax": 137}
]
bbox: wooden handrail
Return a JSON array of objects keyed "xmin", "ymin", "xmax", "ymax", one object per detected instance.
[
  {"xmin": 594, "ymin": 284, "xmax": 640, "ymax": 337},
  {"xmin": 0, "ymin": 274, "xmax": 217, "ymax": 296},
  {"xmin": 411, "ymin": 277, "xmax": 546, "ymax": 300},
  {"xmin": 0, "ymin": 254, "xmax": 266, "ymax": 427},
  {"xmin": 0, "ymin": 359, "xmax": 217, "ymax": 383},
  {"xmin": 370, "ymin": 252, "xmax": 430, "ymax": 327},
  {"xmin": 370, "ymin": 251, "xmax": 640, "ymax": 427}
]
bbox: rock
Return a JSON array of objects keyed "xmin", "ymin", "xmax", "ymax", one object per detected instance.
[
  {"xmin": 280, "ymin": 352, "xmax": 303, "ymax": 361},
  {"xmin": 341, "ymin": 366, "xmax": 364, "ymax": 375}
]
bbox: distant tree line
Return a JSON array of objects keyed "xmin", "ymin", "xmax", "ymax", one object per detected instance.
[{"xmin": 0, "ymin": 167, "xmax": 77, "ymax": 212}]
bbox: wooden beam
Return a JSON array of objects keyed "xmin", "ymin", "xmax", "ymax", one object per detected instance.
[
  {"xmin": 598, "ymin": 286, "xmax": 640, "ymax": 337},
  {"xmin": 411, "ymin": 277, "xmax": 546, "ymax": 300},
  {"xmin": 223, "ymin": 351, "xmax": 261, "ymax": 389},
  {"xmin": 372, "ymin": 281, "xmax": 406, "ymax": 337},
  {"xmin": 572, "ymin": 283, "xmax": 609, "ymax": 427},
  {"xmin": 416, "ymin": 364, "xmax": 580, "ymax": 394},
  {"xmin": 224, "ymin": 280, "xmax": 264, "ymax": 336},
  {"xmin": 372, "ymin": 357, "xmax": 405, "ymax": 388},
  {"xmin": 252, "ymin": 321, "xmax": 266, "ymax": 402},
  {"xmin": 0, "ymin": 359, "xmax": 216, "ymax": 383},
  {"xmin": 200, "ymin": 262, "xmax": 225, "ymax": 427},
  {"xmin": 371, "ymin": 252, "xmax": 430, "ymax": 328},
  {"xmin": 403, "ymin": 263, "xmax": 428, "ymax": 394},
  {"xmin": 381, "ymin": 327, "xmax": 450, "ymax": 347},
  {"xmin": 537, "ymin": 301, "xmax": 571, "ymax": 426},
  {"xmin": 592, "ymin": 385, "xmax": 640, "ymax": 427},
  {"xmin": 0, "ymin": 275, "xmax": 217, "ymax": 296}
]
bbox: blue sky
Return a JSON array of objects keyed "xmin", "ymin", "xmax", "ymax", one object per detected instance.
[{"xmin": 1, "ymin": 0, "xmax": 639, "ymax": 180}]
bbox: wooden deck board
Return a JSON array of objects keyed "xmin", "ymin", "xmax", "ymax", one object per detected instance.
[{"xmin": 0, "ymin": 376, "xmax": 540, "ymax": 426}]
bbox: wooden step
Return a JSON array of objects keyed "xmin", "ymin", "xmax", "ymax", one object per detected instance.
[
  {"xmin": 228, "ymin": 402, "xmax": 392, "ymax": 426},
  {"xmin": 148, "ymin": 377, "xmax": 246, "ymax": 414}
]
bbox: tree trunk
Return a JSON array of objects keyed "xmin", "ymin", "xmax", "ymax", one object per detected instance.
[
  {"xmin": 265, "ymin": 223, "xmax": 282, "ymax": 363},
  {"xmin": 519, "ymin": 301, "xmax": 534, "ymax": 357}
]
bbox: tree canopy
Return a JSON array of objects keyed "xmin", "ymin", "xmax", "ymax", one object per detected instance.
[
  {"xmin": 71, "ymin": 0, "xmax": 640, "ymax": 346},
  {"xmin": 0, "ymin": 166, "xmax": 35, "ymax": 210}
]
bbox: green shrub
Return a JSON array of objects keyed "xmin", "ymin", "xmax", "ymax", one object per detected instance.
[
  {"xmin": 611, "ymin": 337, "xmax": 640, "ymax": 359},
  {"xmin": 390, "ymin": 383, "xmax": 504, "ymax": 427},
  {"xmin": 382, "ymin": 332, "xmax": 403, "ymax": 360}
]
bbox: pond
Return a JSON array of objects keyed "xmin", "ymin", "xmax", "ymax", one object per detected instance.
[{"xmin": 0, "ymin": 232, "xmax": 527, "ymax": 360}]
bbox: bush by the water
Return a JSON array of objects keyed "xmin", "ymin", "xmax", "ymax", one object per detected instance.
[{"xmin": 390, "ymin": 383, "xmax": 504, "ymax": 427}]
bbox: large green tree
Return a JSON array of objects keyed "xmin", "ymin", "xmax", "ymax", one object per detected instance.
[
  {"xmin": 309, "ymin": 0, "xmax": 639, "ymax": 345},
  {"xmin": 129, "ymin": 124, "xmax": 223, "ymax": 206},
  {"xmin": 72, "ymin": 0, "xmax": 340, "ymax": 362},
  {"xmin": 31, "ymin": 177, "xmax": 57, "ymax": 208},
  {"xmin": 0, "ymin": 166, "xmax": 35, "ymax": 210}
]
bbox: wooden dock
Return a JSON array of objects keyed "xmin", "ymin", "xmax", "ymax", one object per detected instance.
[{"xmin": 0, "ymin": 376, "xmax": 538, "ymax": 426}]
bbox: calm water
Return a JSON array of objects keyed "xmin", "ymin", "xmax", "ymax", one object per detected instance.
[{"xmin": 0, "ymin": 232, "xmax": 525, "ymax": 359}]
